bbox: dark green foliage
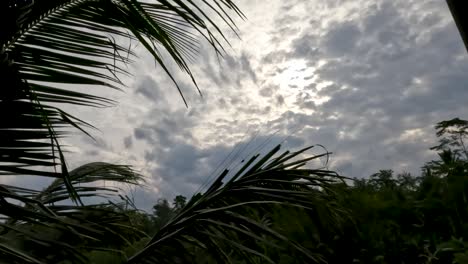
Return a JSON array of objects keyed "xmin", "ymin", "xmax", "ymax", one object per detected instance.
[
  {"xmin": 150, "ymin": 195, "xmax": 187, "ymax": 233},
  {"xmin": 0, "ymin": 162, "xmax": 147, "ymax": 264}
]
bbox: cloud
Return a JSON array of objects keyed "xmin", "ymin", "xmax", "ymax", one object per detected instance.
[
  {"xmin": 124, "ymin": 136, "xmax": 133, "ymax": 149},
  {"xmin": 240, "ymin": 53, "xmax": 258, "ymax": 83},
  {"xmin": 259, "ymin": 86, "xmax": 274, "ymax": 97},
  {"xmin": 291, "ymin": 34, "xmax": 320, "ymax": 58},
  {"xmin": 276, "ymin": 94, "xmax": 285, "ymax": 106},
  {"xmin": 323, "ymin": 23, "xmax": 361, "ymax": 56}
]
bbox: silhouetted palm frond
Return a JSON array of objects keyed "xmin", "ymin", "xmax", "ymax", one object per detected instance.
[
  {"xmin": 129, "ymin": 144, "xmax": 348, "ymax": 264},
  {"xmin": 0, "ymin": 0, "xmax": 243, "ymax": 201},
  {"xmin": 0, "ymin": 162, "xmax": 145, "ymax": 264}
]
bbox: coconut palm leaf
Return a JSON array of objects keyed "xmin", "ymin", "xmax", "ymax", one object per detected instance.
[
  {"xmin": 0, "ymin": 0, "xmax": 243, "ymax": 202},
  {"xmin": 0, "ymin": 162, "xmax": 146, "ymax": 263},
  {"xmin": 128, "ymin": 144, "xmax": 349, "ymax": 264}
]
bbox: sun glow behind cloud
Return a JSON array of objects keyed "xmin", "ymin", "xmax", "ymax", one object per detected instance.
[
  {"xmin": 267, "ymin": 58, "xmax": 333, "ymax": 109},
  {"xmin": 273, "ymin": 59, "xmax": 313, "ymax": 88}
]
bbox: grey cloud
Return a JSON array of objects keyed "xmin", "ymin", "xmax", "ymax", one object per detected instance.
[
  {"xmin": 276, "ymin": 95, "xmax": 285, "ymax": 106},
  {"xmin": 323, "ymin": 22, "xmax": 361, "ymax": 56},
  {"xmin": 218, "ymin": 98, "xmax": 228, "ymax": 109},
  {"xmin": 362, "ymin": 3, "xmax": 399, "ymax": 35},
  {"xmin": 315, "ymin": 20, "xmax": 465, "ymax": 121},
  {"xmin": 134, "ymin": 128, "xmax": 149, "ymax": 140},
  {"xmin": 295, "ymin": 92, "xmax": 316, "ymax": 110},
  {"xmin": 136, "ymin": 77, "xmax": 164, "ymax": 103},
  {"xmin": 124, "ymin": 136, "xmax": 133, "ymax": 149},
  {"xmin": 259, "ymin": 86, "xmax": 274, "ymax": 97},
  {"xmin": 198, "ymin": 48, "xmax": 258, "ymax": 90},
  {"xmin": 292, "ymin": 34, "xmax": 320, "ymax": 58},
  {"xmin": 230, "ymin": 97, "xmax": 241, "ymax": 106},
  {"xmin": 135, "ymin": 110, "xmax": 197, "ymax": 150},
  {"xmin": 149, "ymin": 144, "xmax": 226, "ymax": 198},
  {"xmin": 85, "ymin": 150, "xmax": 99, "ymax": 157},
  {"xmin": 240, "ymin": 53, "xmax": 258, "ymax": 83},
  {"xmin": 261, "ymin": 33, "xmax": 321, "ymax": 64},
  {"xmin": 261, "ymin": 50, "xmax": 289, "ymax": 64},
  {"xmin": 304, "ymin": 83, "xmax": 317, "ymax": 92},
  {"xmin": 130, "ymin": 187, "xmax": 159, "ymax": 212}
]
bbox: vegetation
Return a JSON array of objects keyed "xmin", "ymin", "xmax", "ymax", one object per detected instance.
[
  {"xmin": 2, "ymin": 0, "xmax": 468, "ymax": 263},
  {"xmin": 141, "ymin": 118, "xmax": 468, "ymax": 264},
  {"xmin": 77, "ymin": 118, "xmax": 468, "ymax": 264}
]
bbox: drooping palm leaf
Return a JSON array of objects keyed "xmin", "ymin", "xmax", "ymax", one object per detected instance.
[
  {"xmin": 128, "ymin": 144, "xmax": 349, "ymax": 264},
  {"xmin": 0, "ymin": 0, "xmax": 243, "ymax": 202},
  {"xmin": 0, "ymin": 162, "xmax": 145, "ymax": 263},
  {"xmin": 37, "ymin": 162, "xmax": 142, "ymax": 204}
]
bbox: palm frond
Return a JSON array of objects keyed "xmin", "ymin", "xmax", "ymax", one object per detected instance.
[
  {"xmin": 0, "ymin": 162, "xmax": 145, "ymax": 263},
  {"xmin": 128, "ymin": 144, "xmax": 349, "ymax": 264},
  {"xmin": 1, "ymin": 0, "xmax": 242, "ymax": 201},
  {"xmin": 37, "ymin": 162, "xmax": 142, "ymax": 204}
]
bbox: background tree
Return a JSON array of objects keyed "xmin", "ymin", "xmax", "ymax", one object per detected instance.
[
  {"xmin": 151, "ymin": 198, "xmax": 173, "ymax": 232},
  {"xmin": 173, "ymin": 195, "xmax": 187, "ymax": 212},
  {"xmin": 431, "ymin": 118, "xmax": 468, "ymax": 160}
]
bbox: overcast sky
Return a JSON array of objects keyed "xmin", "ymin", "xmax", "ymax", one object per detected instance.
[{"xmin": 61, "ymin": 0, "xmax": 468, "ymax": 210}]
